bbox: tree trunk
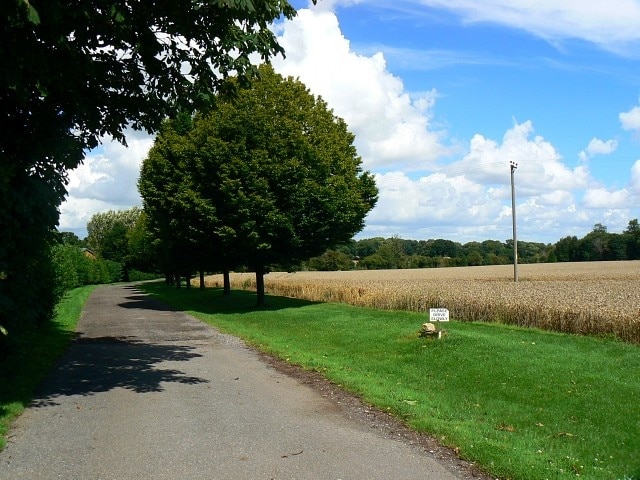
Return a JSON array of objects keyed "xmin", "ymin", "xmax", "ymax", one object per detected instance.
[
  {"xmin": 223, "ymin": 269, "xmax": 231, "ymax": 295},
  {"xmin": 199, "ymin": 270, "xmax": 205, "ymax": 289},
  {"xmin": 175, "ymin": 275, "xmax": 181, "ymax": 288},
  {"xmin": 255, "ymin": 265, "xmax": 265, "ymax": 307},
  {"xmin": 186, "ymin": 273, "xmax": 191, "ymax": 288}
]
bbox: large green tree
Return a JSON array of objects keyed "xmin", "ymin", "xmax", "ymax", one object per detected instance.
[
  {"xmin": 141, "ymin": 65, "xmax": 378, "ymax": 305},
  {"xmin": 138, "ymin": 116, "xmax": 219, "ymax": 287},
  {"xmin": 1, "ymin": 0, "xmax": 302, "ymax": 332}
]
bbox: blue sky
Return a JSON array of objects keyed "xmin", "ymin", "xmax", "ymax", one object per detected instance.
[{"xmin": 60, "ymin": 0, "xmax": 640, "ymax": 244}]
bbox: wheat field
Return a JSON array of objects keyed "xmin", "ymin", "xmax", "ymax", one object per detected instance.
[{"xmin": 203, "ymin": 261, "xmax": 640, "ymax": 343}]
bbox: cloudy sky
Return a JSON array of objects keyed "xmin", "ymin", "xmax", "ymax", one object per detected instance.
[{"xmin": 60, "ymin": 0, "xmax": 640, "ymax": 244}]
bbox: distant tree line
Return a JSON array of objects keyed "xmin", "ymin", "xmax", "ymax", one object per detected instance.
[
  {"xmin": 304, "ymin": 220, "xmax": 640, "ymax": 271},
  {"xmin": 52, "ymin": 208, "xmax": 159, "ymax": 299},
  {"xmin": 305, "ymin": 236, "xmax": 549, "ymax": 271},
  {"xmin": 59, "ymin": 217, "xmax": 640, "ymax": 280},
  {"xmin": 552, "ymin": 221, "xmax": 640, "ymax": 262}
]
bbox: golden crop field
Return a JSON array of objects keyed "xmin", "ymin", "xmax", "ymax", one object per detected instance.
[{"xmin": 203, "ymin": 261, "xmax": 640, "ymax": 343}]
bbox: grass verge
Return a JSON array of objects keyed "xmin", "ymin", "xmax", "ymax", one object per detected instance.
[
  {"xmin": 142, "ymin": 283, "xmax": 640, "ymax": 480},
  {"xmin": 0, "ymin": 285, "xmax": 96, "ymax": 450}
]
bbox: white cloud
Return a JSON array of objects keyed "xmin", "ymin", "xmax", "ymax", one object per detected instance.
[
  {"xmin": 538, "ymin": 190, "xmax": 574, "ymax": 207},
  {"xmin": 410, "ymin": 0, "xmax": 640, "ymax": 55},
  {"xmin": 368, "ymin": 171, "xmax": 498, "ymax": 225},
  {"xmin": 272, "ymin": 9, "xmax": 449, "ymax": 171},
  {"xmin": 60, "ymin": 129, "xmax": 153, "ymax": 236},
  {"xmin": 620, "ymin": 101, "xmax": 640, "ymax": 131},
  {"xmin": 578, "ymin": 137, "xmax": 618, "ymax": 161},
  {"xmin": 632, "ymin": 160, "xmax": 640, "ymax": 192},
  {"xmin": 443, "ymin": 121, "xmax": 588, "ymax": 192},
  {"xmin": 272, "ymin": 10, "xmax": 635, "ymax": 243},
  {"xmin": 361, "ymin": 121, "xmax": 588, "ymax": 241},
  {"xmin": 357, "ymin": 119, "xmax": 636, "ymax": 242},
  {"xmin": 58, "ymin": 197, "xmax": 120, "ymax": 232},
  {"xmin": 582, "ymin": 187, "xmax": 631, "ymax": 208},
  {"xmin": 67, "ymin": 130, "xmax": 152, "ymax": 204}
]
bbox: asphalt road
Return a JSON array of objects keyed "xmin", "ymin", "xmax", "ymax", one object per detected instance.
[{"xmin": 0, "ymin": 284, "xmax": 466, "ymax": 479}]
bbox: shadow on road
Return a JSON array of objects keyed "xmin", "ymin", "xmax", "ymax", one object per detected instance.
[{"xmin": 30, "ymin": 336, "xmax": 208, "ymax": 408}]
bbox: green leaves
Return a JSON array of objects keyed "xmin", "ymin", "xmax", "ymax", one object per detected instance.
[
  {"xmin": 20, "ymin": 0, "xmax": 40, "ymax": 24},
  {"xmin": 109, "ymin": 5, "xmax": 125, "ymax": 23},
  {"xmin": 139, "ymin": 65, "xmax": 378, "ymax": 300},
  {"xmin": 2, "ymin": 0, "xmax": 299, "ymax": 329}
]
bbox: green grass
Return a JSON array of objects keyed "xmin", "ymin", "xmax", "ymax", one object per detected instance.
[
  {"xmin": 0, "ymin": 285, "xmax": 96, "ymax": 450},
  {"xmin": 142, "ymin": 283, "xmax": 640, "ymax": 480}
]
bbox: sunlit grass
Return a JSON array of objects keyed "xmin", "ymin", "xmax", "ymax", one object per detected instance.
[{"xmin": 142, "ymin": 283, "xmax": 640, "ymax": 480}]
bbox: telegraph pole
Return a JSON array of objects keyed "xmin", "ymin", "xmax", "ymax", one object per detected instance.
[{"xmin": 510, "ymin": 161, "xmax": 518, "ymax": 282}]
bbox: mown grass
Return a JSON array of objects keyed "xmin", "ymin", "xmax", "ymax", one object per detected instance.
[
  {"xmin": 142, "ymin": 283, "xmax": 640, "ymax": 480},
  {"xmin": 0, "ymin": 285, "xmax": 96, "ymax": 450}
]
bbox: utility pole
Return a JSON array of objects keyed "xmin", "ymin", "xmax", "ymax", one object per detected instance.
[{"xmin": 510, "ymin": 161, "xmax": 518, "ymax": 282}]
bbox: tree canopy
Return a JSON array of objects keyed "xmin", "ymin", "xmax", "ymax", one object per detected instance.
[
  {"xmin": 140, "ymin": 65, "xmax": 378, "ymax": 304},
  {"xmin": 1, "ymin": 0, "xmax": 305, "ymax": 333}
]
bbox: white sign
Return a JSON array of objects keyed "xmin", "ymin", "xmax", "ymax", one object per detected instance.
[{"xmin": 429, "ymin": 308, "xmax": 449, "ymax": 322}]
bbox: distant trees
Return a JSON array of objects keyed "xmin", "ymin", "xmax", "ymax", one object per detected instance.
[
  {"xmin": 553, "ymin": 236, "xmax": 580, "ymax": 262},
  {"xmin": 85, "ymin": 207, "xmax": 159, "ymax": 281},
  {"xmin": 307, "ymin": 237, "xmax": 551, "ymax": 270},
  {"xmin": 359, "ymin": 237, "xmax": 407, "ymax": 269},
  {"xmin": 625, "ymin": 219, "xmax": 640, "ymax": 259},
  {"xmin": 550, "ymin": 221, "xmax": 640, "ymax": 263},
  {"xmin": 305, "ymin": 221, "xmax": 640, "ymax": 271},
  {"xmin": 139, "ymin": 65, "xmax": 378, "ymax": 304},
  {"xmin": 87, "ymin": 208, "xmax": 141, "ymax": 256},
  {"xmin": 308, "ymin": 250, "xmax": 354, "ymax": 271}
]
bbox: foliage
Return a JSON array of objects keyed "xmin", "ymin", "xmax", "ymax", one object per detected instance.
[
  {"xmin": 311, "ymin": 237, "xmax": 549, "ymax": 270},
  {"xmin": 140, "ymin": 65, "xmax": 378, "ymax": 304},
  {"xmin": 128, "ymin": 269, "xmax": 161, "ymax": 282},
  {"xmin": 85, "ymin": 207, "xmax": 162, "ymax": 282},
  {"xmin": 51, "ymin": 245, "xmax": 82, "ymax": 298},
  {"xmin": 625, "ymin": 219, "xmax": 640, "ymax": 259},
  {"xmin": 56, "ymin": 231, "xmax": 85, "ymax": 247},
  {"xmin": 1, "ymin": 0, "xmax": 303, "ymax": 347},
  {"xmin": 553, "ymin": 235, "xmax": 580, "ymax": 262},
  {"xmin": 0, "ymin": 235, "xmax": 59, "ymax": 335},
  {"xmin": 126, "ymin": 211, "xmax": 158, "ymax": 273},
  {"xmin": 0, "ymin": 326, "xmax": 7, "ymax": 362},
  {"xmin": 138, "ymin": 115, "xmax": 213, "ymax": 281},
  {"xmin": 305, "ymin": 220, "xmax": 640, "ymax": 272},
  {"xmin": 307, "ymin": 250, "xmax": 354, "ymax": 271},
  {"xmin": 141, "ymin": 283, "xmax": 640, "ymax": 480},
  {"xmin": 551, "ymin": 221, "xmax": 640, "ymax": 262},
  {"xmin": 51, "ymin": 244, "xmax": 123, "ymax": 296},
  {"xmin": 86, "ymin": 208, "xmax": 142, "ymax": 259}
]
